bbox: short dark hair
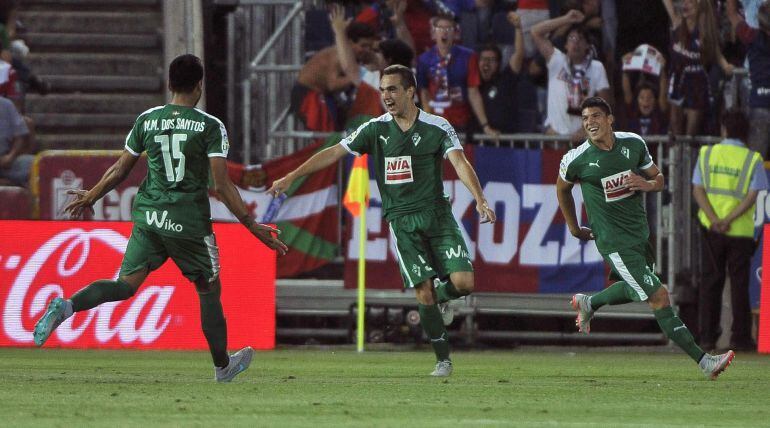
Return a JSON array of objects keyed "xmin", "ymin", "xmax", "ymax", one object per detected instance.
[
  {"xmin": 478, "ymin": 43, "xmax": 502, "ymax": 62},
  {"xmin": 636, "ymin": 81, "xmax": 657, "ymax": 98},
  {"xmin": 169, "ymin": 54, "xmax": 203, "ymax": 93},
  {"xmin": 580, "ymin": 96, "xmax": 612, "ymax": 116},
  {"xmin": 566, "ymin": 24, "xmax": 590, "ymax": 43},
  {"xmin": 379, "ymin": 39, "xmax": 414, "ymax": 67},
  {"xmin": 721, "ymin": 109, "xmax": 749, "ymax": 141},
  {"xmin": 346, "ymin": 22, "xmax": 377, "ymax": 43},
  {"xmin": 382, "ymin": 64, "xmax": 416, "ymax": 89}
]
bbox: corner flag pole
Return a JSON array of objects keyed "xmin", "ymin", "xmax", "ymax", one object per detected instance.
[
  {"xmin": 342, "ymin": 154, "xmax": 370, "ymax": 353},
  {"xmin": 356, "ymin": 204, "xmax": 366, "ymax": 352}
]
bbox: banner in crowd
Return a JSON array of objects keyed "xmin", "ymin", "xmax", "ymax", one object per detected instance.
[
  {"xmin": 32, "ymin": 148, "xmax": 340, "ymax": 278},
  {"xmin": 0, "ymin": 221, "xmax": 276, "ymax": 349},
  {"xmin": 343, "ymin": 146, "xmax": 606, "ymax": 293}
]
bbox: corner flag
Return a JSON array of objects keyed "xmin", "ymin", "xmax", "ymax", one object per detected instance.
[
  {"xmin": 344, "ymin": 154, "xmax": 369, "ymax": 352},
  {"xmin": 343, "ymin": 154, "xmax": 370, "ymax": 217}
]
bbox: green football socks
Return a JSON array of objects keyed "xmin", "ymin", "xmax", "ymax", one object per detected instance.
[
  {"xmin": 654, "ymin": 306, "xmax": 704, "ymax": 362},
  {"xmin": 198, "ymin": 283, "xmax": 229, "ymax": 368},
  {"xmin": 418, "ymin": 304, "xmax": 450, "ymax": 362},
  {"xmin": 435, "ymin": 279, "xmax": 467, "ymax": 304},
  {"xmin": 588, "ymin": 281, "xmax": 635, "ymax": 310},
  {"xmin": 70, "ymin": 279, "xmax": 136, "ymax": 312}
]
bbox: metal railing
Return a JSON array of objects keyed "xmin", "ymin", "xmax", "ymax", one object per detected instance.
[{"xmin": 262, "ymin": 130, "xmax": 720, "ymax": 300}]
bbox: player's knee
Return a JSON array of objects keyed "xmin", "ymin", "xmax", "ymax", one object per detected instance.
[
  {"xmin": 647, "ymin": 287, "xmax": 670, "ymax": 310},
  {"xmin": 194, "ymin": 277, "xmax": 220, "ymax": 294},
  {"xmin": 414, "ymin": 282, "xmax": 436, "ymax": 305},
  {"xmin": 450, "ymin": 272, "xmax": 474, "ymax": 294}
]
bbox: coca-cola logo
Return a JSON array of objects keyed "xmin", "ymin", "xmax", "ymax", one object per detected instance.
[{"xmin": 3, "ymin": 228, "xmax": 174, "ymax": 345}]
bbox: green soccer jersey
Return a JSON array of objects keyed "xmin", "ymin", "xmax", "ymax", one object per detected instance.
[
  {"xmin": 340, "ymin": 110, "xmax": 463, "ymax": 221},
  {"xmin": 125, "ymin": 104, "xmax": 229, "ymax": 237},
  {"xmin": 559, "ymin": 131, "xmax": 655, "ymax": 255}
]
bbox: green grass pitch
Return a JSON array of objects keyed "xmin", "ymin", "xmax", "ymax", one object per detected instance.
[{"xmin": 2, "ymin": 347, "xmax": 769, "ymax": 427}]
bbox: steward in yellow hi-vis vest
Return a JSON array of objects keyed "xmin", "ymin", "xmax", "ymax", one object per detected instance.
[
  {"xmin": 696, "ymin": 143, "xmax": 763, "ymax": 237},
  {"xmin": 692, "ymin": 110, "xmax": 769, "ymax": 353}
]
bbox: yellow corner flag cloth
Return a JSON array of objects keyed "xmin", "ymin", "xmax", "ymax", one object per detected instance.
[{"xmin": 343, "ymin": 154, "xmax": 370, "ymax": 217}]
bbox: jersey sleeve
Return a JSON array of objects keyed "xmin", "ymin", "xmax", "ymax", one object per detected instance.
[
  {"xmin": 559, "ymin": 150, "xmax": 578, "ymax": 183},
  {"xmin": 340, "ymin": 118, "xmax": 375, "ymax": 156},
  {"xmin": 206, "ymin": 118, "xmax": 230, "ymax": 158},
  {"xmin": 124, "ymin": 117, "xmax": 144, "ymax": 156},
  {"xmin": 438, "ymin": 118, "xmax": 462, "ymax": 157},
  {"xmin": 637, "ymin": 136, "xmax": 654, "ymax": 169}
]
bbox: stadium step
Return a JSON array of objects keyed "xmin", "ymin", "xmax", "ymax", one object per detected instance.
[
  {"xmin": 21, "ymin": 0, "xmax": 160, "ymax": 11},
  {"xmin": 26, "ymin": 94, "xmax": 163, "ymax": 115},
  {"xmin": 17, "ymin": 11, "xmax": 161, "ymax": 34},
  {"xmin": 24, "ymin": 33, "xmax": 161, "ymax": 52},
  {"xmin": 40, "ymin": 75, "xmax": 163, "ymax": 93},
  {"xmin": 18, "ymin": 0, "xmax": 164, "ymax": 155},
  {"xmin": 31, "ymin": 113, "xmax": 136, "ymax": 129},
  {"xmin": 27, "ymin": 53, "xmax": 162, "ymax": 77},
  {"xmin": 36, "ymin": 134, "xmax": 127, "ymax": 151}
]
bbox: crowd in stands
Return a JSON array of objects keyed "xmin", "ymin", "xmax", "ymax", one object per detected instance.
[
  {"xmin": 0, "ymin": 0, "xmax": 48, "ymax": 189},
  {"xmin": 292, "ymin": 0, "xmax": 770, "ymax": 158}
]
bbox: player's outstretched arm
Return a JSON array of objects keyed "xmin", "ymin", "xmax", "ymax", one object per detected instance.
[
  {"xmin": 556, "ymin": 176, "xmax": 594, "ymax": 240},
  {"xmin": 447, "ymin": 149, "xmax": 496, "ymax": 223},
  {"xmin": 267, "ymin": 144, "xmax": 348, "ymax": 197},
  {"xmin": 64, "ymin": 150, "xmax": 139, "ymax": 218},
  {"xmin": 210, "ymin": 157, "xmax": 288, "ymax": 255}
]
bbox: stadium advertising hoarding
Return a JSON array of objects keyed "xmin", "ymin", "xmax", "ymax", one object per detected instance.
[
  {"xmin": 33, "ymin": 149, "xmax": 338, "ymax": 278},
  {"xmin": 343, "ymin": 146, "xmax": 607, "ymax": 293},
  {"xmin": 0, "ymin": 221, "xmax": 276, "ymax": 350},
  {"xmin": 748, "ymin": 167, "xmax": 770, "ymax": 312}
]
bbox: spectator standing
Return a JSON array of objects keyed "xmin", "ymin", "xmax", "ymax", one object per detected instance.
[
  {"xmin": 291, "ymin": 20, "xmax": 377, "ymax": 131},
  {"xmin": 332, "ymin": 3, "xmax": 415, "ymax": 121},
  {"xmin": 662, "ymin": 0, "xmax": 733, "ymax": 136},
  {"xmin": 621, "ymin": 48, "xmax": 669, "ymax": 136},
  {"xmin": 727, "ymin": 0, "xmax": 770, "ymax": 159},
  {"xmin": 416, "ymin": 14, "xmax": 498, "ymax": 135},
  {"xmin": 692, "ymin": 110, "xmax": 766, "ymax": 352},
  {"xmin": 531, "ymin": 10, "xmax": 610, "ymax": 140},
  {"xmin": 472, "ymin": 11, "xmax": 525, "ymax": 135},
  {"xmin": 0, "ymin": 94, "xmax": 31, "ymax": 186}
]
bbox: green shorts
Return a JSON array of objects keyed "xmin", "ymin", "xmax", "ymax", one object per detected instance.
[
  {"xmin": 120, "ymin": 224, "xmax": 220, "ymax": 283},
  {"xmin": 603, "ymin": 241, "xmax": 661, "ymax": 302},
  {"xmin": 389, "ymin": 205, "xmax": 472, "ymax": 288}
]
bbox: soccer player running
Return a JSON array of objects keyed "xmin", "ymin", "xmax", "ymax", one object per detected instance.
[
  {"xmin": 557, "ymin": 96, "xmax": 734, "ymax": 380},
  {"xmin": 33, "ymin": 54, "xmax": 288, "ymax": 382},
  {"xmin": 268, "ymin": 65, "xmax": 496, "ymax": 377}
]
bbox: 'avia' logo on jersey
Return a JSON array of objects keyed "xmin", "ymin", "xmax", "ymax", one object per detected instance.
[
  {"xmin": 145, "ymin": 210, "xmax": 184, "ymax": 232},
  {"xmin": 600, "ymin": 170, "xmax": 634, "ymax": 202},
  {"xmin": 384, "ymin": 156, "xmax": 413, "ymax": 184}
]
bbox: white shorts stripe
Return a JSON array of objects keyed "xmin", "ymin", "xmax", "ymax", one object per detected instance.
[
  {"xmin": 204, "ymin": 234, "xmax": 221, "ymax": 283},
  {"xmin": 608, "ymin": 252, "xmax": 648, "ymax": 300},
  {"xmin": 388, "ymin": 224, "xmax": 414, "ymax": 288}
]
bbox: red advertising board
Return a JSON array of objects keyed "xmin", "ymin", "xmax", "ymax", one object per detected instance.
[
  {"xmin": 759, "ymin": 225, "xmax": 770, "ymax": 353},
  {"xmin": 0, "ymin": 220, "xmax": 276, "ymax": 350},
  {"xmin": 33, "ymin": 150, "xmax": 147, "ymax": 221}
]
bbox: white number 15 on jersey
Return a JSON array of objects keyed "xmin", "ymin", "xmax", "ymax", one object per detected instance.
[{"xmin": 154, "ymin": 133, "xmax": 187, "ymax": 182}]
